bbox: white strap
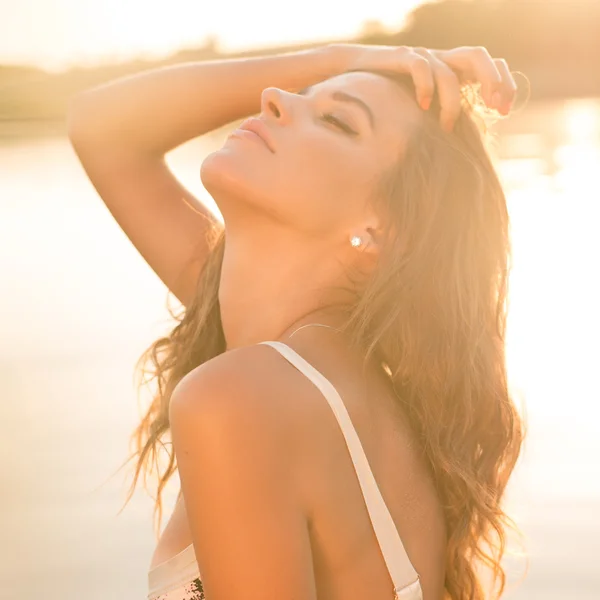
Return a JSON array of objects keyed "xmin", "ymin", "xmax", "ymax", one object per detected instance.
[{"xmin": 259, "ymin": 341, "xmax": 421, "ymax": 595}]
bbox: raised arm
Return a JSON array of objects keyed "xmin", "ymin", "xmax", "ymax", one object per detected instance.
[{"xmin": 67, "ymin": 45, "xmax": 348, "ymax": 307}]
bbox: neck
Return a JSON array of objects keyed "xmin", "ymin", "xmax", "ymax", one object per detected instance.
[{"xmin": 218, "ymin": 226, "xmax": 354, "ymax": 351}]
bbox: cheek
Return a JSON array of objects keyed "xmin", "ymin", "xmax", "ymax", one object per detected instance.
[{"xmin": 277, "ymin": 136, "xmax": 378, "ymax": 226}]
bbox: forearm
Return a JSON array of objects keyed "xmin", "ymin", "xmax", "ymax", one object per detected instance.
[{"xmin": 67, "ymin": 44, "xmax": 349, "ymax": 157}]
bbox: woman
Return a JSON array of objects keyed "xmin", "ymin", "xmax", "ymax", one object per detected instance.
[{"xmin": 68, "ymin": 42, "xmax": 524, "ymax": 600}]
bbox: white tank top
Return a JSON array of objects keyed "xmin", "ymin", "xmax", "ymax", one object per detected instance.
[{"xmin": 147, "ymin": 341, "xmax": 423, "ymax": 600}]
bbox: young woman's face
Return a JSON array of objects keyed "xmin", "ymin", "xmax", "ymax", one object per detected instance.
[{"xmin": 200, "ymin": 71, "xmax": 421, "ymax": 239}]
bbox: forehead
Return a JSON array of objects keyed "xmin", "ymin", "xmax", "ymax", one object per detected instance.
[{"xmin": 311, "ymin": 71, "xmax": 422, "ymax": 140}]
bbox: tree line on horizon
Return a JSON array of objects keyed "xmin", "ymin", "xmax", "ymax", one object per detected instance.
[{"xmin": 1, "ymin": 0, "xmax": 599, "ymax": 123}]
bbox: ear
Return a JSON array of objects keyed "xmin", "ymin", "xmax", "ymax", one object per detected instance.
[{"xmin": 359, "ymin": 219, "xmax": 384, "ymax": 256}]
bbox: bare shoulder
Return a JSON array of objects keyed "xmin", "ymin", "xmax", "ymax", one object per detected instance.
[
  {"xmin": 168, "ymin": 344, "xmax": 319, "ymax": 600},
  {"xmin": 169, "ymin": 343, "xmax": 310, "ymax": 467},
  {"xmin": 170, "ymin": 342, "xmax": 304, "ymax": 417}
]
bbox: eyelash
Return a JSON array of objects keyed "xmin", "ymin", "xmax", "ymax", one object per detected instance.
[{"xmin": 321, "ymin": 113, "xmax": 358, "ymax": 136}]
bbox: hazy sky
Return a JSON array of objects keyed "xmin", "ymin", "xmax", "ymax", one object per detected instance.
[{"xmin": 0, "ymin": 0, "xmax": 425, "ymax": 72}]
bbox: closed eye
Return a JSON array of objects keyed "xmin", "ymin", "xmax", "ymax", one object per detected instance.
[{"xmin": 321, "ymin": 113, "xmax": 358, "ymax": 136}]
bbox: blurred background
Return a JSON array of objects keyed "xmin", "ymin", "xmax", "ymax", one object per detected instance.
[{"xmin": 1, "ymin": 0, "xmax": 599, "ymax": 598}]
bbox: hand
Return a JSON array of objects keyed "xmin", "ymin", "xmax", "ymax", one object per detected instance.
[{"xmin": 331, "ymin": 43, "xmax": 518, "ymax": 132}]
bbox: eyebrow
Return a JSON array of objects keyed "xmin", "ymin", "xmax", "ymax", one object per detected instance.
[{"xmin": 298, "ymin": 85, "xmax": 376, "ymax": 131}]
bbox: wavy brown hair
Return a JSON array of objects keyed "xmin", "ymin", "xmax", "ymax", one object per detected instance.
[{"xmin": 116, "ymin": 70, "xmax": 527, "ymax": 599}]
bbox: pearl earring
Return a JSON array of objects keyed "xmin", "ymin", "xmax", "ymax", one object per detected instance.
[{"xmin": 350, "ymin": 235, "xmax": 363, "ymax": 248}]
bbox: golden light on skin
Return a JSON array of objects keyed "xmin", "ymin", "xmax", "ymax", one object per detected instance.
[{"xmin": 0, "ymin": 0, "xmax": 423, "ymax": 72}]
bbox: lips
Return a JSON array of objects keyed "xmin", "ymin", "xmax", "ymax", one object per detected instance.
[{"xmin": 236, "ymin": 117, "xmax": 275, "ymax": 153}]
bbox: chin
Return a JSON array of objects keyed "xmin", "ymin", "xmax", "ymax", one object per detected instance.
[
  {"xmin": 200, "ymin": 149, "xmax": 269, "ymax": 217},
  {"xmin": 201, "ymin": 149, "xmax": 243, "ymax": 198}
]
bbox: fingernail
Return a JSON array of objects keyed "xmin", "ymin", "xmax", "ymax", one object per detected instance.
[
  {"xmin": 501, "ymin": 99, "xmax": 514, "ymax": 115},
  {"xmin": 420, "ymin": 96, "xmax": 431, "ymax": 111},
  {"xmin": 492, "ymin": 91, "xmax": 502, "ymax": 109}
]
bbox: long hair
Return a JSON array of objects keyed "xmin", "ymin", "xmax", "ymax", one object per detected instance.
[{"xmin": 117, "ymin": 70, "xmax": 527, "ymax": 600}]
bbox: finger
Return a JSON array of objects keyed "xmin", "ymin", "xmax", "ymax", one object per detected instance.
[
  {"xmin": 493, "ymin": 58, "xmax": 518, "ymax": 115},
  {"xmin": 415, "ymin": 49, "xmax": 462, "ymax": 132},
  {"xmin": 429, "ymin": 56, "xmax": 462, "ymax": 133},
  {"xmin": 436, "ymin": 46, "xmax": 503, "ymax": 107},
  {"xmin": 403, "ymin": 48, "xmax": 436, "ymax": 110}
]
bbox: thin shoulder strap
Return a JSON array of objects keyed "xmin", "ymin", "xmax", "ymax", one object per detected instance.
[{"xmin": 259, "ymin": 341, "xmax": 421, "ymax": 597}]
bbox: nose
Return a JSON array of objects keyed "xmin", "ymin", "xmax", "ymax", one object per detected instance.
[{"xmin": 260, "ymin": 87, "xmax": 295, "ymax": 125}]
